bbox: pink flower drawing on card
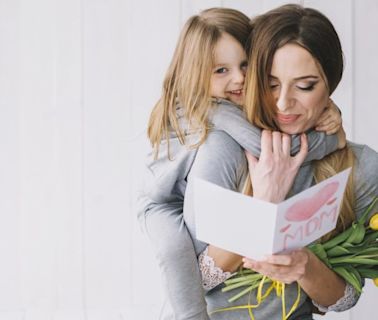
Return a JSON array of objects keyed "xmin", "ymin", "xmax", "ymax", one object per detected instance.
[
  {"xmin": 285, "ymin": 181, "xmax": 339, "ymax": 222},
  {"xmin": 279, "ymin": 182, "xmax": 340, "ymax": 251}
]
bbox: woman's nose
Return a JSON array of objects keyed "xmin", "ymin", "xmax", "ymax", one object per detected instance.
[{"xmin": 276, "ymin": 89, "xmax": 292, "ymax": 112}]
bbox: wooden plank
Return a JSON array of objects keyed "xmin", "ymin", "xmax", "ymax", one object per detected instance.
[
  {"xmin": 53, "ymin": 309, "xmax": 86, "ymax": 320},
  {"xmin": 18, "ymin": 0, "xmax": 58, "ymax": 309},
  {"xmin": 86, "ymin": 309, "xmax": 121, "ymax": 320},
  {"xmin": 262, "ymin": 0, "xmax": 301, "ymax": 12},
  {"xmin": 181, "ymin": 0, "xmax": 222, "ymax": 22},
  {"xmin": 354, "ymin": 0, "xmax": 378, "ymax": 150},
  {"xmin": 221, "ymin": 0, "xmax": 263, "ymax": 18},
  {"xmin": 0, "ymin": 312, "xmax": 25, "ymax": 320},
  {"xmin": 128, "ymin": 0, "xmax": 182, "ymax": 137},
  {"xmin": 24, "ymin": 309, "xmax": 53, "ymax": 320},
  {"xmin": 82, "ymin": 0, "xmax": 132, "ymax": 309},
  {"xmin": 0, "ymin": 0, "xmax": 22, "ymax": 311},
  {"xmin": 54, "ymin": 0, "xmax": 85, "ymax": 309},
  {"xmin": 121, "ymin": 305, "xmax": 162, "ymax": 320},
  {"xmin": 17, "ymin": 0, "xmax": 85, "ymax": 312},
  {"xmin": 127, "ymin": 0, "xmax": 181, "ymax": 308}
]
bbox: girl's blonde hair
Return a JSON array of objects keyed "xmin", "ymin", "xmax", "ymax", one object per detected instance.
[
  {"xmin": 244, "ymin": 4, "xmax": 355, "ymax": 241},
  {"xmin": 148, "ymin": 8, "xmax": 251, "ymax": 158}
]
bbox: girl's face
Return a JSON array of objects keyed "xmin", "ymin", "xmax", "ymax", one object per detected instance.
[
  {"xmin": 210, "ymin": 33, "xmax": 248, "ymax": 105},
  {"xmin": 269, "ymin": 43, "xmax": 329, "ymax": 134}
]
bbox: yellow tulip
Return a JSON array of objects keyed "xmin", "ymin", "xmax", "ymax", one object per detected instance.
[
  {"xmin": 374, "ymin": 278, "xmax": 378, "ymax": 287},
  {"xmin": 369, "ymin": 213, "xmax": 378, "ymax": 230}
]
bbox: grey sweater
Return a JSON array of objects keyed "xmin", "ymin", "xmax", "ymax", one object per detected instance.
[
  {"xmin": 138, "ymin": 99, "xmax": 345, "ymax": 320},
  {"xmin": 183, "ymin": 130, "xmax": 378, "ymax": 319}
]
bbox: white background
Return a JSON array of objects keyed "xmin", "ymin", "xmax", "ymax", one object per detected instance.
[{"xmin": 0, "ymin": 0, "xmax": 377, "ymax": 319}]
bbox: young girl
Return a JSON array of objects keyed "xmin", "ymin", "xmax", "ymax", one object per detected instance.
[{"xmin": 138, "ymin": 7, "xmax": 344, "ymax": 319}]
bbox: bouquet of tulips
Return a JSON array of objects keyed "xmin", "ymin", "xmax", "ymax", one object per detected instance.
[{"xmin": 222, "ymin": 197, "xmax": 378, "ymax": 302}]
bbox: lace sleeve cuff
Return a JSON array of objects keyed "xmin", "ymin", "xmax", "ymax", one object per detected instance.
[
  {"xmin": 312, "ymin": 282, "xmax": 359, "ymax": 313},
  {"xmin": 198, "ymin": 247, "xmax": 234, "ymax": 291}
]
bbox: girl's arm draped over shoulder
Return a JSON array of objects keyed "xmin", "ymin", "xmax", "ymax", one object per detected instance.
[{"xmin": 209, "ymin": 100, "xmax": 342, "ymax": 163}]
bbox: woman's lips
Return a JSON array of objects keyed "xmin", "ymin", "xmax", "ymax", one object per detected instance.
[{"xmin": 277, "ymin": 114, "xmax": 300, "ymax": 124}]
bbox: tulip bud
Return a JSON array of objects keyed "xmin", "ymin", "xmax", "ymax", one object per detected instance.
[
  {"xmin": 374, "ymin": 278, "xmax": 378, "ymax": 287},
  {"xmin": 369, "ymin": 213, "xmax": 378, "ymax": 230}
]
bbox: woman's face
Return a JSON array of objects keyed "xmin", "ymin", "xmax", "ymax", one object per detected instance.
[{"xmin": 268, "ymin": 43, "xmax": 329, "ymax": 134}]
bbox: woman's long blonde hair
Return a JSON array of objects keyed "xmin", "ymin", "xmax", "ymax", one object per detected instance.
[
  {"xmin": 147, "ymin": 8, "xmax": 251, "ymax": 158},
  {"xmin": 244, "ymin": 4, "xmax": 355, "ymax": 241}
]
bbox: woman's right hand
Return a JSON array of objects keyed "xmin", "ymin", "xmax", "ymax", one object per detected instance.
[{"xmin": 245, "ymin": 130, "xmax": 308, "ymax": 203}]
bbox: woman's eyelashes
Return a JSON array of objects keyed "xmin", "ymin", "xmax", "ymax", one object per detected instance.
[
  {"xmin": 296, "ymin": 81, "xmax": 318, "ymax": 91},
  {"xmin": 269, "ymin": 82, "xmax": 279, "ymax": 90},
  {"xmin": 269, "ymin": 81, "xmax": 318, "ymax": 91}
]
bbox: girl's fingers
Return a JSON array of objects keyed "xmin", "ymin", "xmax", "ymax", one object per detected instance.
[
  {"xmin": 316, "ymin": 112, "xmax": 330, "ymax": 125},
  {"xmin": 324, "ymin": 125, "xmax": 339, "ymax": 135},
  {"xmin": 316, "ymin": 122, "xmax": 339, "ymax": 133},
  {"xmin": 316, "ymin": 117, "xmax": 334, "ymax": 128}
]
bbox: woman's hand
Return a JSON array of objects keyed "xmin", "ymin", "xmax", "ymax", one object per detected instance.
[
  {"xmin": 245, "ymin": 130, "xmax": 308, "ymax": 203},
  {"xmin": 244, "ymin": 248, "xmax": 346, "ymax": 306},
  {"xmin": 242, "ymin": 249, "xmax": 310, "ymax": 284}
]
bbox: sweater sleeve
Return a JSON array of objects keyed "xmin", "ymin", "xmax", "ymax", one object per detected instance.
[
  {"xmin": 353, "ymin": 144, "xmax": 378, "ymax": 221},
  {"xmin": 210, "ymin": 100, "xmax": 339, "ymax": 165},
  {"xmin": 312, "ymin": 144, "xmax": 378, "ymax": 313}
]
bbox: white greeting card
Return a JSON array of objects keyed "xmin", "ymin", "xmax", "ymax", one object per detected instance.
[{"xmin": 192, "ymin": 168, "xmax": 351, "ymax": 259}]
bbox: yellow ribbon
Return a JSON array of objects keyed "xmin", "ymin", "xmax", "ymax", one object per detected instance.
[{"xmin": 211, "ymin": 277, "xmax": 301, "ymax": 320}]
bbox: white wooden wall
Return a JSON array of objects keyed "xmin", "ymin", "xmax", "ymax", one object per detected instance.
[{"xmin": 0, "ymin": 0, "xmax": 377, "ymax": 319}]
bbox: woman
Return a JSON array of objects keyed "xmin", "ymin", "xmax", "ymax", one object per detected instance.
[{"xmin": 184, "ymin": 4, "xmax": 378, "ymax": 319}]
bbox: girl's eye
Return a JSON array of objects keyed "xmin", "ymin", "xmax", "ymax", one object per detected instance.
[{"xmin": 215, "ymin": 67, "xmax": 227, "ymax": 74}]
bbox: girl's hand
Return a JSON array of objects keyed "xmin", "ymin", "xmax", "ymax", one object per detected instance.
[
  {"xmin": 242, "ymin": 248, "xmax": 311, "ymax": 284},
  {"xmin": 245, "ymin": 130, "xmax": 308, "ymax": 204},
  {"xmin": 315, "ymin": 99, "xmax": 342, "ymax": 135}
]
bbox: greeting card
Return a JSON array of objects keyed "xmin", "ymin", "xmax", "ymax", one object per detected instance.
[{"xmin": 192, "ymin": 168, "xmax": 351, "ymax": 259}]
